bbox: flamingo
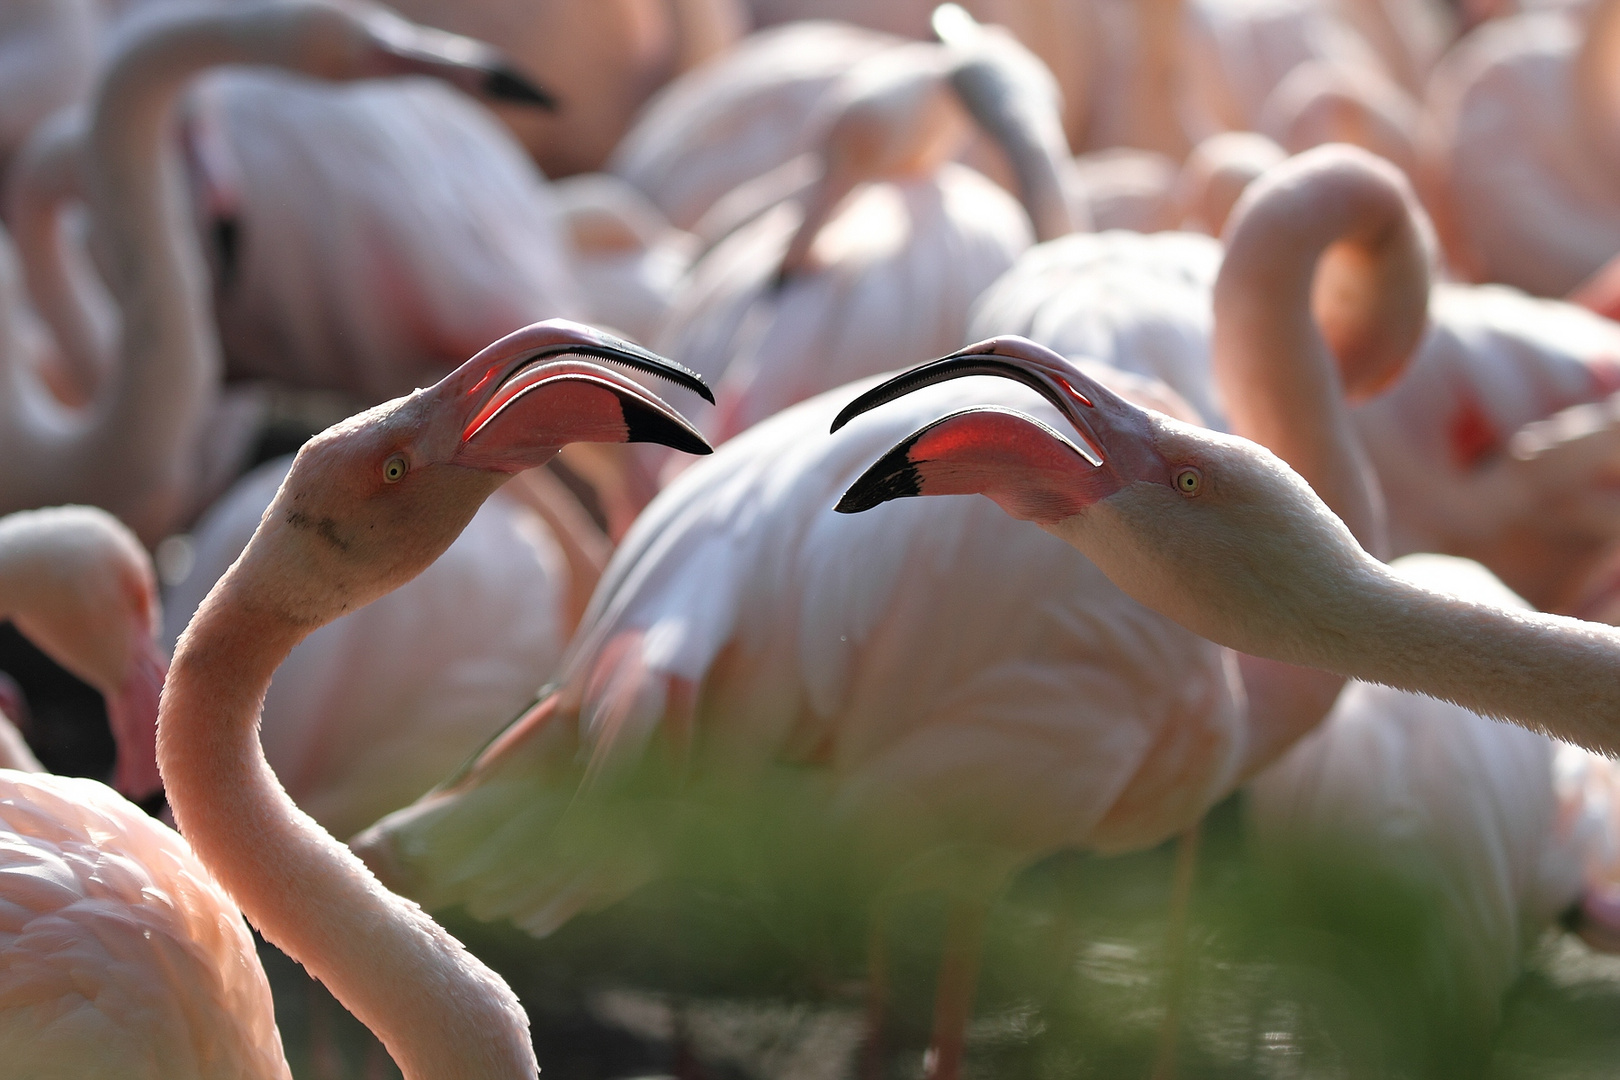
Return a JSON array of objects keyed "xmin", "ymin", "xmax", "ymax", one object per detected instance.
[
  {"xmin": 1246, "ymin": 553, "xmax": 1620, "ymax": 1053},
  {"xmin": 9, "ymin": 19, "xmax": 570, "ymax": 413},
  {"xmin": 1419, "ymin": 0, "xmax": 1620, "ymax": 295},
  {"xmin": 353, "ymin": 146, "xmax": 1430, "ymax": 1080},
  {"xmin": 609, "ymin": 20, "xmax": 902, "ymax": 232},
  {"xmin": 157, "ymin": 319, "xmax": 711, "ymax": 1079},
  {"xmin": 0, "ymin": 505, "xmax": 165, "ymax": 800},
  {"xmin": 657, "ymin": 9, "xmax": 1076, "ymax": 451},
  {"xmin": 0, "ymin": 0, "xmax": 561, "ymax": 546},
  {"xmin": 971, "ymin": 148, "xmax": 1620, "ymax": 612},
  {"xmin": 0, "ymin": 769, "xmax": 291, "ymax": 1078},
  {"xmin": 0, "ymin": 320, "xmax": 712, "ymax": 1077}
]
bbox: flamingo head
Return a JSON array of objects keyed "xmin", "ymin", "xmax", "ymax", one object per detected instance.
[
  {"xmin": 255, "ymin": 0, "xmax": 558, "ymax": 108},
  {"xmin": 832, "ymin": 336, "xmax": 1377, "ymax": 660},
  {"xmin": 0, "ymin": 506, "xmax": 167, "ymax": 801},
  {"xmin": 221, "ymin": 321, "xmax": 712, "ymax": 628}
]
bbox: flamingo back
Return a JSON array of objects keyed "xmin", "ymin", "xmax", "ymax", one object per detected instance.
[
  {"xmin": 0, "ymin": 771, "xmax": 289, "ymax": 1079},
  {"xmin": 195, "ymin": 73, "xmax": 581, "ymax": 402}
]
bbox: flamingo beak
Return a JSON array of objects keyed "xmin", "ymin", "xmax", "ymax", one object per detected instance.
[
  {"xmin": 830, "ymin": 336, "xmax": 1109, "ymax": 466},
  {"xmin": 448, "ymin": 322, "xmax": 713, "ymax": 471},
  {"xmin": 107, "ymin": 637, "xmax": 167, "ymax": 802},
  {"xmin": 366, "ymin": 13, "xmax": 559, "ymax": 109}
]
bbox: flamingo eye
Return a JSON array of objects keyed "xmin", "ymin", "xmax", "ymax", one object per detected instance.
[
  {"xmin": 382, "ymin": 453, "xmax": 409, "ymax": 484},
  {"xmin": 1175, "ymin": 467, "xmax": 1202, "ymax": 496}
]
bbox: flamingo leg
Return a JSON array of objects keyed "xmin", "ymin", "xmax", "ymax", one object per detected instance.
[
  {"xmin": 924, "ymin": 895, "xmax": 992, "ymax": 1080},
  {"xmin": 1148, "ymin": 821, "xmax": 1203, "ymax": 1080}
]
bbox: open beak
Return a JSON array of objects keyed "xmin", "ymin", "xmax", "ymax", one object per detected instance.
[
  {"xmin": 107, "ymin": 637, "xmax": 167, "ymax": 802},
  {"xmin": 830, "ymin": 335, "xmax": 1108, "ymax": 466},
  {"xmin": 449, "ymin": 321, "xmax": 713, "ymax": 471}
]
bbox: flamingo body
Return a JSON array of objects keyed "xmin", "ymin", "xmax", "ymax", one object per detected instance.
[
  {"xmin": 192, "ymin": 73, "xmax": 582, "ymax": 402},
  {"xmin": 610, "ymin": 21, "xmax": 899, "ymax": 231},
  {"xmin": 0, "ymin": 770, "xmax": 288, "ymax": 1080},
  {"xmin": 1422, "ymin": 8, "xmax": 1620, "ymax": 295},
  {"xmin": 359, "ymin": 375, "xmax": 1248, "ymax": 930},
  {"xmin": 966, "ymin": 229, "xmax": 1224, "ymax": 423},
  {"xmin": 663, "ymin": 165, "xmax": 1032, "ymax": 442}
]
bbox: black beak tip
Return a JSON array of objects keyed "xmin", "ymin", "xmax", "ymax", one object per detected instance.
[
  {"xmin": 620, "ymin": 395, "xmax": 713, "ymax": 456},
  {"xmin": 834, "ymin": 443, "xmax": 922, "ymax": 514},
  {"xmin": 484, "ymin": 66, "xmax": 558, "ymax": 110},
  {"xmin": 829, "ymin": 402, "xmax": 861, "ymax": 434}
]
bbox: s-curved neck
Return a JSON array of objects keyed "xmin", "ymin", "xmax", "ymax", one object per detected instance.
[
  {"xmin": 161, "ymin": 575, "xmax": 537, "ymax": 1079},
  {"xmin": 6, "ymin": 111, "xmax": 116, "ymax": 409},
  {"xmin": 0, "ymin": 9, "xmax": 233, "ymax": 544},
  {"xmin": 1212, "ymin": 151, "xmax": 1428, "ymax": 770},
  {"xmin": 1213, "ymin": 161, "xmax": 1417, "ymax": 555},
  {"xmin": 947, "ymin": 53, "xmax": 1080, "ymax": 242}
]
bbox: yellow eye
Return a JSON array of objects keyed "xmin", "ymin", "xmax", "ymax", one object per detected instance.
[
  {"xmin": 1175, "ymin": 467, "xmax": 1202, "ymax": 496},
  {"xmin": 382, "ymin": 454, "xmax": 409, "ymax": 484}
]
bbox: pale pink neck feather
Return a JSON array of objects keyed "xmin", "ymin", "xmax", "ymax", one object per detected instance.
[
  {"xmin": 1303, "ymin": 562, "xmax": 1620, "ymax": 756},
  {"xmin": 160, "ymin": 581, "xmax": 537, "ymax": 1080}
]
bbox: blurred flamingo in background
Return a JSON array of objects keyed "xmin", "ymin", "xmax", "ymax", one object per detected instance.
[
  {"xmin": 610, "ymin": 19, "xmax": 903, "ymax": 231},
  {"xmin": 8, "ymin": 13, "xmax": 570, "ymax": 415},
  {"xmin": 0, "ymin": 0, "xmax": 561, "ymax": 545},
  {"xmin": 355, "ymin": 146, "xmax": 1432, "ymax": 1080},
  {"xmin": 659, "ymin": 7, "xmax": 1075, "ymax": 452},
  {"xmin": 1420, "ymin": 0, "xmax": 1620, "ymax": 295}
]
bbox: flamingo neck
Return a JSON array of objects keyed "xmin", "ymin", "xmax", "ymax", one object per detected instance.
[
  {"xmin": 1294, "ymin": 561, "xmax": 1620, "ymax": 756},
  {"xmin": 159, "ymin": 575, "xmax": 537, "ymax": 1079},
  {"xmin": 1212, "ymin": 176, "xmax": 1402, "ymax": 556},
  {"xmin": 1210, "ymin": 157, "xmax": 1426, "ymax": 764},
  {"xmin": 947, "ymin": 59, "xmax": 1080, "ymax": 241},
  {"xmin": 7, "ymin": 112, "xmax": 116, "ymax": 407},
  {"xmin": 0, "ymin": 10, "xmax": 229, "ymax": 544}
]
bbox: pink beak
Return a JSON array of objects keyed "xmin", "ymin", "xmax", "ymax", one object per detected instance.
[{"xmin": 446, "ymin": 320, "xmax": 714, "ymax": 471}]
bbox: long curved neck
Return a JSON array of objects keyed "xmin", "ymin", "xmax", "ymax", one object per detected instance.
[
  {"xmin": 6, "ymin": 111, "xmax": 116, "ymax": 408},
  {"xmin": 947, "ymin": 54, "xmax": 1080, "ymax": 241},
  {"xmin": 160, "ymin": 575, "xmax": 536, "ymax": 1079},
  {"xmin": 0, "ymin": 11, "xmax": 232, "ymax": 544},
  {"xmin": 1213, "ymin": 159, "xmax": 1426, "ymax": 773}
]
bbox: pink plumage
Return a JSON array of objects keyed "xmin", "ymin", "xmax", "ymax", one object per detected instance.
[{"xmin": 0, "ymin": 770, "xmax": 290, "ymax": 1079}]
